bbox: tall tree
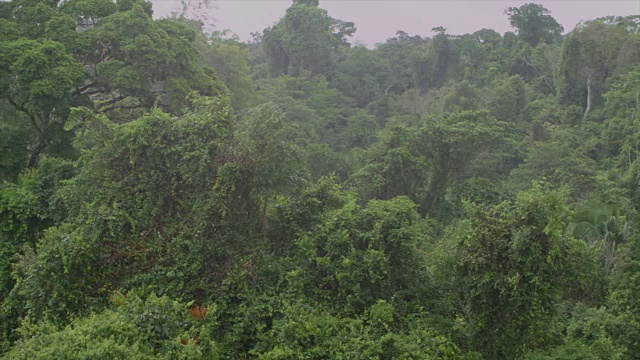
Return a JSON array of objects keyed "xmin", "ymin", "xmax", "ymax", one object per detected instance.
[
  {"xmin": 333, "ymin": 45, "xmax": 389, "ymax": 107},
  {"xmin": 263, "ymin": 0, "xmax": 354, "ymax": 77},
  {"xmin": 202, "ymin": 31, "xmax": 262, "ymax": 110},
  {"xmin": 558, "ymin": 20, "xmax": 628, "ymax": 122},
  {"xmin": 0, "ymin": 0, "xmax": 226, "ymax": 169},
  {"xmin": 377, "ymin": 32, "xmax": 425, "ymax": 93},
  {"xmin": 420, "ymin": 110, "xmax": 504, "ymax": 215},
  {"xmin": 505, "ymin": 3, "xmax": 563, "ymax": 46},
  {"xmin": 0, "ymin": 39, "xmax": 85, "ymax": 166}
]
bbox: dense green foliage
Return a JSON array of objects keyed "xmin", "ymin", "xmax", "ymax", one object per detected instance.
[{"xmin": 2, "ymin": 0, "xmax": 640, "ymax": 358}]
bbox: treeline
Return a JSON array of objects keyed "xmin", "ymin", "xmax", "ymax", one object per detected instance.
[{"xmin": 2, "ymin": 0, "xmax": 640, "ymax": 358}]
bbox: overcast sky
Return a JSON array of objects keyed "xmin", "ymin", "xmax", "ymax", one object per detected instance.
[{"xmin": 151, "ymin": 0, "xmax": 640, "ymax": 46}]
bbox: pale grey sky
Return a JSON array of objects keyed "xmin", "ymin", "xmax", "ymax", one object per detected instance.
[{"xmin": 151, "ymin": 0, "xmax": 640, "ymax": 45}]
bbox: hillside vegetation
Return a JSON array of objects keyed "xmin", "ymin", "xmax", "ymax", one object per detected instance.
[{"xmin": 2, "ymin": 1, "xmax": 640, "ymax": 358}]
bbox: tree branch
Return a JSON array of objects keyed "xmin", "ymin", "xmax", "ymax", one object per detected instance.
[
  {"xmin": 7, "ymin": 97, "xmax": 50, "ymax": 148},
  {"xmin": 27, "ymin": 140, "xmax": 48, "ymax": 168},
  {"xmin": 6, "ymin": 96, "xmax": 27, "ymax": 113},
  {"xmin": 29, "ymin": 114, "xmax": 50, "ymax": 147},
  {"xmin": 74, "ymin": 83, "xmax": 97, "ymax": 95},
  {"xmin": 519, "ymin": 52, "xmax": 555, "ymax": 95},
  {"xmin": 100, "ymin": 104, "xmax": 147, "ymax": 113},
  {"xmin": 95, "ymin": 95, "xmax": 125, "ymax": 112}
]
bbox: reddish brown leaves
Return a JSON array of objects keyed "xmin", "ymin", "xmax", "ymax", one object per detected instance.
[{"xmin": 188, "ymin": 305, "xmax": 208, "ymax": 320}]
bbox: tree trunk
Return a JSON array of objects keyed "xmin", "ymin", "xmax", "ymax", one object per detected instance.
[
  {"xmin": 26, "ymin": 114, "xmax": 50, "ymax": 168},
  {"xmin": 424, "ymin": 144, "xmax": 451, "ymax": 214},
  {"xmin": 27, "ymin": 139, "xmax": 48, "ymax": 168},
  {"xmin": 582, "ymin": 77, "xmax": 592, "ymax": 124},
  {"xmin": 260, "ymin": 197, "xmax": 269, "ymax": 235}
]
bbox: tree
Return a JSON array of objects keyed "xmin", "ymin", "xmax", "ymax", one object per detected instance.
[
  {"xmin": 451, "ymin": 184, "xmax": 576, "ymax": 358},
  {"xmin": 262, "ymin": 0, "xmax": 353, "ymax": 77},
  {"xmin": 351, "ymin": 110, "xmax": 504, "ymax": 217},
  {"xmin": 0, "ymin": 157, "xmax": 75, "ymax": 345},
  {"xmin": 253, "ymin": 300, "xmax": 463, "ymax": 359},
  {"xmin": 440, "ymin": 81, "xmax": 481, "ymax": 113},
  {"xmin": 233, "ymin": 103, "xmax": 303, "ymax": 230},
  {"xmin": 78, "ymin": 5, "xmax": 225, "ymax": 115},
  {"xmin": 420, "ymin": 111, "xmax": 505, "ymax": 215},
  {"xmin": 4, "ymin": 293, "xmax": 220, "ymax": 359},
  {"xmin": 605, "ymin": 231, "xmax": 640, "ymax": 357},
  {"xmin": 0, "ymin": 103, "xmax": 31, "ymax": 179},
  {"xmin": 375, "ymin": 31, "xmax": 426, "ymax": 94},
  {"xmin": 509, "ymin": 126, "xmax": 598, "ymax": 201},
  {"xmin": 350, "ymin": 124, "xmax": 430, "ymax": 203},
  {"xmin": 602, "ymin": 66, "xmax": 640, "ymax": 207},
  {"xmin": 522, "ymin": 42, "xmax": 562, "ymax": 95},
  {"xmin": 0, "ymin": 0, "xmax": 226, "ymax": 169},
  {"xmin": 344, "ymin": 110, "xmax": 378, "ymax": 149},
  {"xmin": 568, "ymin": 201, "xmax": 632, "ymax": 276},
  {"xmin": 58, "ymin": 0, "xmax": 118, "ymax": 29},
  {"xmin": 473, "ymin": 28, "xmax": 502, "ymax": 47},
  {"xmin": 486, "ymin": 75, "xmax": 527, "ymax": 123},
  {"xmin": 262, "ymin": 24, "xmax": 290, "ymax": 78},
  {"xmin": 10, "ymin": 95, "xmax": 244, "ymax": 323},
  {"xmin": 505, "ymin": 3, "xmax": 563, "ymax": 46},
  {"xmin": 294, "ymin": 196, "xmax": 434, "ymax": 315},
  {"xmin": 202, "ymin": 31, "xmax": 262, "ymax": 110},
  {"xmin": 0, "ymin": 39, "xmax": 85, "ymax": 166},
  {"xmin": 258, "ymin": 75, "xmax": 354, "ymax": 149},
  {"xmin": 410, "ymin": 29, "xmax": 456, "ymax": 92},
  {"xmin": 332, "ymin": 45, "xmax": 389, "ymax": 108},
  {"xmin": 558, "ymin": 20, "xmax": 628, "ymax": 122}
]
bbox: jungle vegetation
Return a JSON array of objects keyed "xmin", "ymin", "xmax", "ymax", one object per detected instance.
[{"xmin": 2, "ymin": 0, "xmax": 640, "ymax": 358}]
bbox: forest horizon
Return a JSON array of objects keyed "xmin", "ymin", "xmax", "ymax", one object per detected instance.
[{"xmin": 150, "ymin": 0, "xmax": 640, "ymax": 46}]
